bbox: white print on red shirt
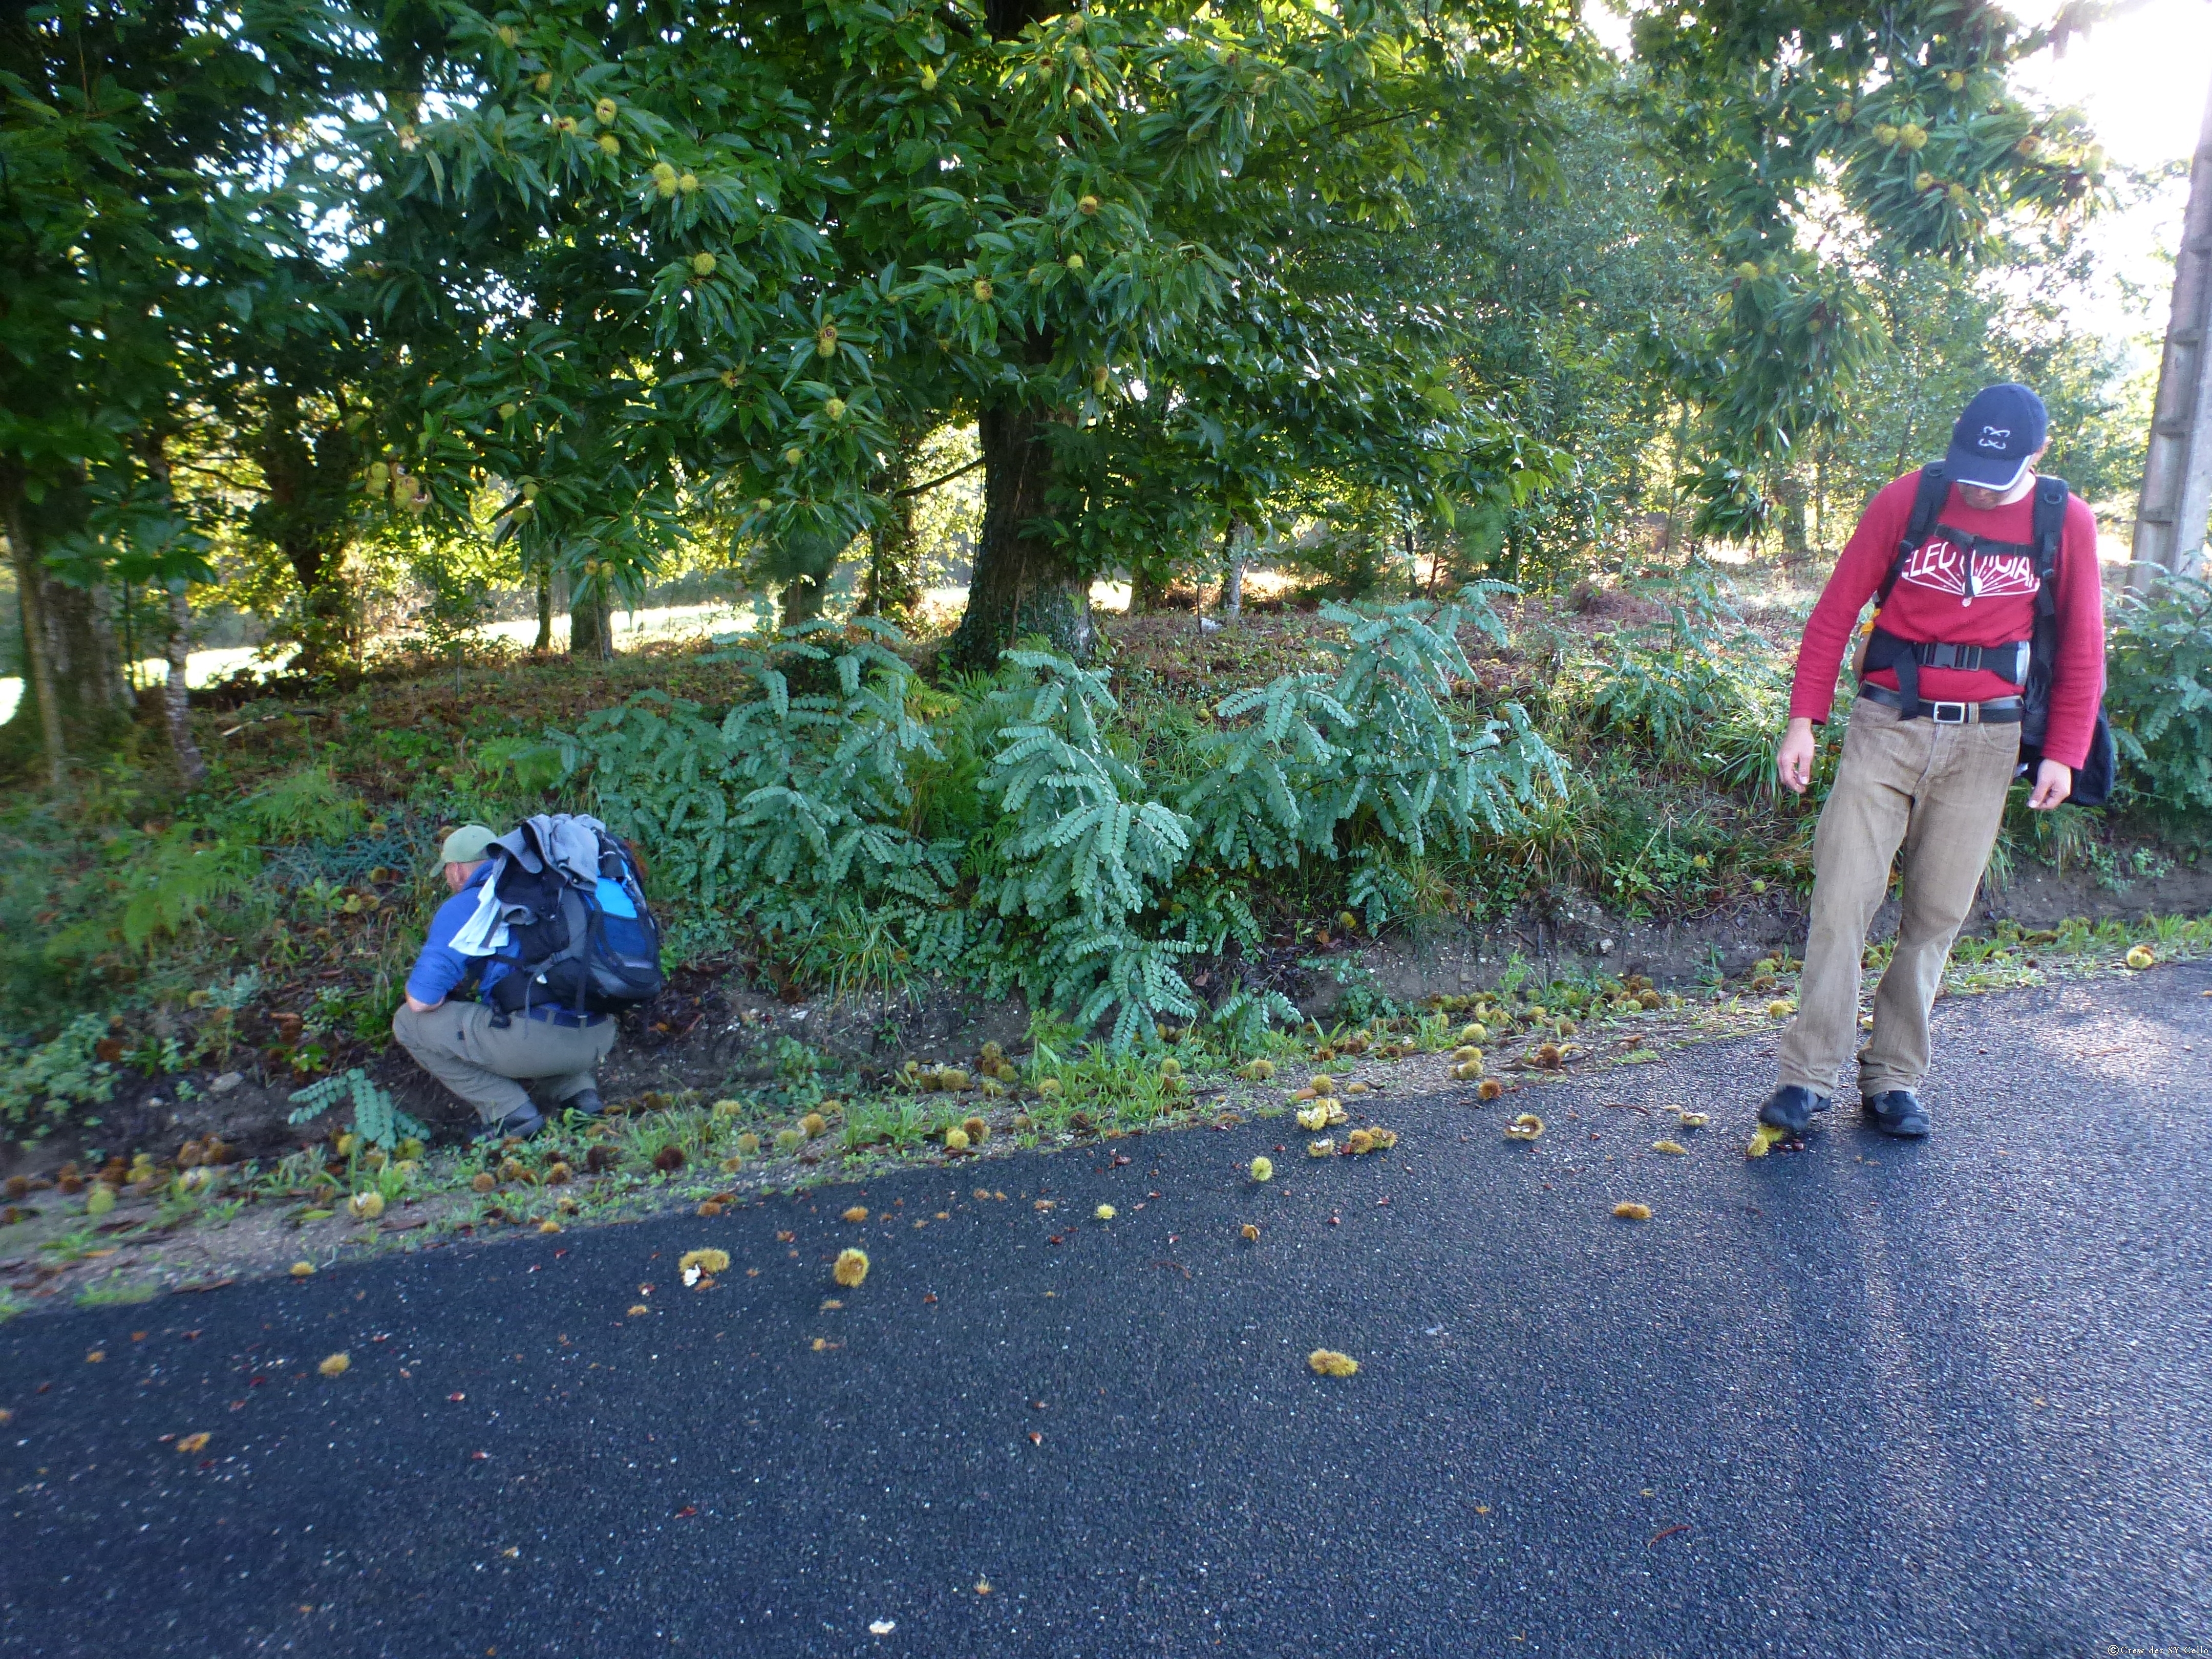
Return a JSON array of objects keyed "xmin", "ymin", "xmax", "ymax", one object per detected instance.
[{"xmin": 1897, "ymin": 536, "xmax": 2038, "ymax": 601}]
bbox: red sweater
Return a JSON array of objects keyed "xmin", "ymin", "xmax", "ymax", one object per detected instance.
[{"xmin": 1788, "ymin": 469, "xmax": 2105, "ymax": 770}]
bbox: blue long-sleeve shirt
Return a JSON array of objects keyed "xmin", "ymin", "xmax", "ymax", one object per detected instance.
[{"xmin": 404, "ymin": 865, "xmax": 521, "ymax": 1006}]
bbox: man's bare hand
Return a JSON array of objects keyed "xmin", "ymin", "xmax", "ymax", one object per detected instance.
[
  {"xmin": 1776, "ymin": 718, "xmax": 1817, "ymax": 796},
  {"xmin": 2026, "ymin": 758, "xmax": 2072, "ymax": 811}
]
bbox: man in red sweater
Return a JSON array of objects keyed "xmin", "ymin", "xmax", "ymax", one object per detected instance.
[{"xmin": 1761, "ymin": 384, "xmax": 2105, "ymax": 1140}]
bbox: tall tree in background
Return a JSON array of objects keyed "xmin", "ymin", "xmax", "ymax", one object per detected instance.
[
  {"xmin": 0, "ymin": 0, "xmax": 366, "ymax": 778},
  {"xmin": 1630, "ymin": 0, "xmax": 2108, "ymax": 534}
]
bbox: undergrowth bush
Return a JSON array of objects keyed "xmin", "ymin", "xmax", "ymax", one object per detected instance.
[
  {"xmin": 0, "ymin": 1015, "xmax": 118, "ymax": 1137},
  {"xmin": 2105, "ymin": 569, "xmax": 2212, "ymax": 820},
  {"xmin": 559, "ymin": 590, "xmax": 1565, "ymax": 1046},
  {"xmin": 1578, "ymin": 563, "xmax": 1784, "ymax": 788}
]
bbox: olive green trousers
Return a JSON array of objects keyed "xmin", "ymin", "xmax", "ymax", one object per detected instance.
[
  {"xmin": 1776, "ymin": 697, "xmax": 2019, "ymax": 1100},
  {"xmin": 391, "ymin": 1001, "xmax": 615, "ymax": 1123}
]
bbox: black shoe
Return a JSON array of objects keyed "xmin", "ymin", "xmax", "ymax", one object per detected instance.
[
  {"xmin": 1757, "ymin": 1085, "xmax": 1832, "ymax": 1135},
  {"xmin": 473, "ymin": 1105, "xmax": 545, "ymax": 1145},
  {"xmin": 1862, "ymin": 1089, "xmax": 1930, "ymax": 1138},
  {"xmin": 560, "ymin": 1089, "xmax": 605, "ymax": 1119}
]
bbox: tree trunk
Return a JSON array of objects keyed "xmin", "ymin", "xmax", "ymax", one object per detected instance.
[
  {"xmin": 251, "ymin": 400, "xmax": 358, "ymax": 675},
  {"xmin": 136, "ymin": 438, "xmax": 207, "ymax": 788},
  {"xmin": 3, "ymin": 470, "xmax": 67, "ymax": 786},
  {"xmin": 859, "ymin": 446, "xmax": 922, "ymax": 624},
  {"xmin": 1776, "ymin": 471, "xmax": 1810, "ymax": 563},
  {"xmin": 948, "ymin": 402, "xmax": 1091, "ymax": 671},
  {"xmin": 2, "ymin": 466, "xmax": 130, "ymax": 778},
  {"xmin": 569, "ymin": 581, "xmax": 614, "ymax": 661},
  {"xmin": 1129, "ymin": 562, "xmax": 1168, "ymax": 614},
  {"xmin": 164, "ymin": 578, "xmax": 206, "ymax": 788},
  {"xmin": 534, "ymin": 567, "xmax": 552, "ymax": 653},
  {"xmin": 1222, "ymin": 519, "xmax": 1248, "ymax": 622},
  {"xmin": 779, "ymin": 572, "xmax": 825, "ymax": 630}
]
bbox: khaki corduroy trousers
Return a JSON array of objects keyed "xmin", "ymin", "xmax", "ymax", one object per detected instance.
[{"xmin": 1775, "ymin": 697, "xmax": 2020, "ymax": 1099}]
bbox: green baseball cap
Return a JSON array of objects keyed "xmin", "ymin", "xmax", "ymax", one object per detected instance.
[{"xmin": 434, "ymin": 824, "xmax": 500, "ymax": 870}]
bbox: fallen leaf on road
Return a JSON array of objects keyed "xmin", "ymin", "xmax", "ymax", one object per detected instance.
[
  {"xmin": 85, "ymin": 1350, "xmax": 103, "ymax": 1364},
  {"xmin": 1612, "ymin": 1202, "xmax": 1652, "ymax": 1221},
  {"xmin": 176, "ymin": 1432, "xmax": 210, "ymax": 1453},
  {"xmin": 674, "ymin": 1505, "xmax": 698, "ymax": 1519},
  {"xmin": 627, "ymin": 1304, "xmax": 650, "ymax": 1316},
  {"xmin": 812, "ymin": 1338, "xmax": 840, "ymax": 1352},
  {"xmin": 843, "ymin": 1206, "xmax": 870, "ymax": 1222},
  {"xmin": 1308, "ymin": 1349, "xmax": 1359, "ymax": 1377},
  {"xmin": 1094, "ymin": 1204, "xmax": 1115, "ymax": 1221},
  {"xmin": 1649, "ymin": 1524, "xmax": 1689, "ymax": 1547},
  {"xmin": 289, "ymin": 1262, "xmax": 314, "ymax": 1277},
  {"xmin": 1652, "ymin": 1140, "xmax": 1687, "ymax": 1156},
  {"xmin": 318, "ymin": 1353, "xmax": 350, "ymax": 1376},
  {"xmin": 1034, "ymin": 1200, "xmax": 1056, "ymax": 1211}
]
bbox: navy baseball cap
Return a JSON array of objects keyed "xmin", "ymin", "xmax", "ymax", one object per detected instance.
[{"xmin": 1945, "ymin": 384, "xmax": 2048, "ymax": 490}]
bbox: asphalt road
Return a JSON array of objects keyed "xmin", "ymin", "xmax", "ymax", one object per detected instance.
[{"xmin": 6, "ymin": 962, "xmax": 2210, "ymax": 1658}]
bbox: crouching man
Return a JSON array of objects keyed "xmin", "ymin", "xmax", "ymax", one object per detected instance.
[{"xmin": 391, "ymin": 824, "xmax": 614, "ymax": 1142}]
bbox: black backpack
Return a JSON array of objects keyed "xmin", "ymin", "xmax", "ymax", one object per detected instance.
[
  {"xmin": 1865, "ymin": 464, "xmax": 2116, "ymax": 808},
  {"xmin": 484, "ymin": 819, "xmax": 665, "ymax": 1022}
]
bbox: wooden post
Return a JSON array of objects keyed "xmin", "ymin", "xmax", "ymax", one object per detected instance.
[{"xmin": 2132, "ymin": 69, "xmax": 2212, "ymax": 587}]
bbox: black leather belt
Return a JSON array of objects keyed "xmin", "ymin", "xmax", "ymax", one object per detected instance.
[
  {"xmin": 524, "ymin": 1006, "xmax": 606, "ymax": 1029},
  {"xmin": 1860, "ymin": 685, "xmax": 2024, "ymax": 725}
]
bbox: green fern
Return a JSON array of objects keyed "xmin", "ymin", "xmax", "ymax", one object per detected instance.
[
  {"xmin": 287, "ymin": 1067, "xmax": 425, "ymax": 1148},
  {"xmin": 557, "ymin": 620, "xmax": 965, "ymax": 975},
  {"xmin": 120, "ymin": 825, "xmax": 259, "ymax": 950},
  {"xmin": 231, "ymin": 765, "xmax": 367, "ymax": 844},
  {"xmin": 1179, "ymin": 588, "xmax": 1565, "ymax": 925},
  {"xmin": 972, "ymin": 651, "xmax": 1201, "ymax": 1049}
]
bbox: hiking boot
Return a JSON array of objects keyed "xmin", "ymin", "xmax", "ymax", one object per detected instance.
[
  {"xmin": 472, "ymin": 1104, "xmax": 545, "ymax": 1145},
  {"xmin": 1756, "ymin": 1084, "xmax": 1831, "ymax": 1135},
  {"xmin": 1862, "ymin": 1089, "xmax": 1930, "ymax": 1138},
  {"xmin": 560, "ymin": 1089, "xmax": 606, "ymax": 1119}
]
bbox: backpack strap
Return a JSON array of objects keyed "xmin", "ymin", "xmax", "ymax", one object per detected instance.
[
  {"xmin": 2029, "ymin": 475, "xmax": 2069, "ymax": 617},
  {"xmin": 1871, "ymin": 465, "xmax": 1950, "ymax": 718},
  {"xmin": 2020, "ymin": 475, "xmax": 2073, "ymax": 754},
  {"xmin": 1878, "ymin": 463, "xmax": 1952, "ymax": 609}
]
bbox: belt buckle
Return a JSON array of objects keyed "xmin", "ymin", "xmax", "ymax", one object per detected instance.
[{"xmin": 1930, "ymin": 700, "xmax": 1968, "ymax": 725}]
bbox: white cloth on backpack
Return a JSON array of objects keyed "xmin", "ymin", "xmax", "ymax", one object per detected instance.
[
  {"xmin": 448, "ymin": 856, "xmax": 517, "ymax": 959},
  {"xmin": 448, "ymin": 815, "xmax": 609, "ymax": 959}
]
